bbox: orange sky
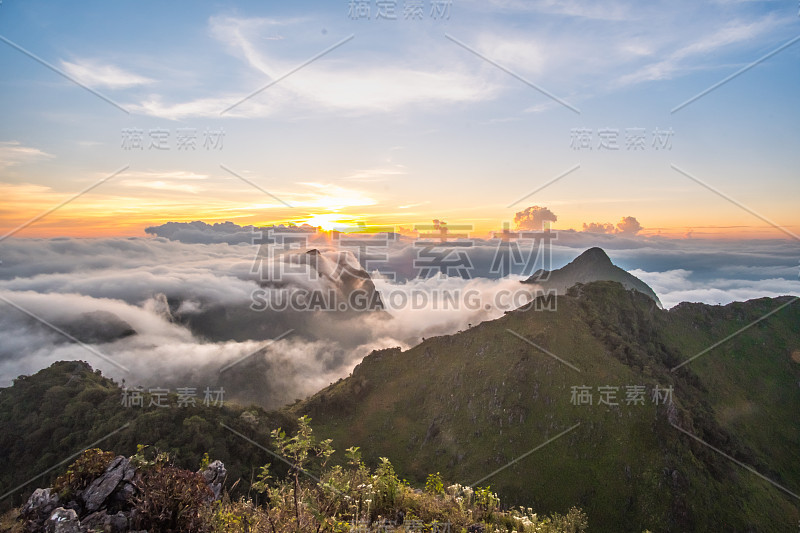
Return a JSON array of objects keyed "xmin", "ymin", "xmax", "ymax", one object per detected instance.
[{"xmin": 1, "ymin": 199, "xmax": 795, "ymax": 241}]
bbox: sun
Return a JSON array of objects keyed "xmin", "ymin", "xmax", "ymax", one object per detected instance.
[{"xmin": 301, "ymin": 214, "xmax": 353, "ymax": 232}]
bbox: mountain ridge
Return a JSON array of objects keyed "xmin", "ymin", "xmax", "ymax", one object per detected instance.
[{"xmin": 293, "ymin": 281, "xmax": 800, "ymax": 531}]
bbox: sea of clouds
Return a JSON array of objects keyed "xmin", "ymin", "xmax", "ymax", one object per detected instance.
[{"xmin": 0, "ymin": 222, "xmax": 797, "ymax": 407}]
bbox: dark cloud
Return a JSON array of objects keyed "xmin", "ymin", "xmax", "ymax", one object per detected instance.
[
  {"xmin": 145, "ymin": 221, "xmax": 258, "ymax": 245},
  {"xmin": 145, "ymin": 221, "xmax": 323, "ymax": 245}
]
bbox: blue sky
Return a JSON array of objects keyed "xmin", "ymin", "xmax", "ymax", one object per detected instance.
[{"xmin": 0, "ymin": 0, "xmax": 798, "ymax": 238}]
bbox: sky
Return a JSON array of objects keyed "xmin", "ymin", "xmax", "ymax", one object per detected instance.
[
  {"xmin": 0, "ymin": 0, "xmax": 799, "ymax": 402},
  {"xmin": 0, "ymin": 0, "xmax": 799, "ymax": 239}
]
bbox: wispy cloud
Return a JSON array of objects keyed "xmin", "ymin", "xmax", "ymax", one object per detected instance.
[
  {"xmin": 105, "ymin": 7, "xmax": 791, "ymax": 119},
  {"xmin": 0, "ymin": 141, "xmax": 54, "ymax": 170},
  {"xmin": 129, "ymin": 94, "xmax": 277, "ymax": 120},
  {"xmin": 469, "ymin": 0, "xmax": 633, "ymax": 21},
  {"xmin": 291, "ymin": 182, "xmax": 378, "ymax": 210},
  {"xmin": 473, "ymin": 34, "xmax": 547, "ymax": 75},
  {"xmin": 117, "ymin": 171, "xmax": 211, "ymax": 194},
  {"xmin": 616, "ymin": 15, "xmax": 782, "ymax": 86},
  {"xmin": 339, "ymin": 166, "xmax": 407, "ymax": 182},
  {"xmin": 206, "ymin": 15, "xmax": 497, "ymax": 117},
  {"xmin": 523, "ymin": 101, "xmax": 559, "ymax": 114},
  {"xmin": 398, "ymin": 201, "xmax": 429, "ymax": 209},
  {"xmin": 60, "ymin": 59, "xmax": 154, "ymax": 89}
]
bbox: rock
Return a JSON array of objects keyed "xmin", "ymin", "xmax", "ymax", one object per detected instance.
[
  {"xmin": 200, "ymin": 460, "xmax": 227, "ymax": 501},
  {"xmin": 108, "ymin": 511, "xmax": 130, "ymax": 533},
  {"xmin": 44, "ymin": 508, "xmax": 80, "ymax": 533},
  {"xmin": 20, "ymin": 488, "xmax": 60, "ymax": 529},
  {"xmin": 82, "ymin": 510, "xmax": 130, "ymax": 533},
  {"xmin": 81, "ymin": 456, "xmax": 130, "ymax": 513},
  {"xmin": 81, "ymin": 511, "xmax": 108, "ymax": 531},
  {"xmin": 110, "ymin": 481, "xmax": 136, "ymax": 506}
]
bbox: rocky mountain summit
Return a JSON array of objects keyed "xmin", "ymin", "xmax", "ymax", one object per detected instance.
[{"xmin": 17, "ymin": 450, "xmax": 226, "ymax": 533}]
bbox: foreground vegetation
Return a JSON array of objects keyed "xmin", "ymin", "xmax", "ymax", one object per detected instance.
[
  {"xmin": 205, "ymin": 416, "xmax": 587, "ymax": 533},
  {"xmin": 2, "ymin": 416, "xmax": 587, "ymax": 533}
]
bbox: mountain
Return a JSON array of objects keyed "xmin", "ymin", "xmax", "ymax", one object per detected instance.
[
  {"xmin": 0, "ymin": 361, "xmax": 296, "ymax": 513},
  {"xmin": 2, "ymin": 279, "xmax": 799, "ymax": 530},
  {"xmin": 0, "ymin": 363, "xmax": 589, "ymax": 533},
  {"xmin": 293, "ymin": 281, "xmax": 800, "ymax": 531},
  {"xmin": 174, "ymin": 248, "xmax": 386, "ymax": 344},
  {"xmin": 523, "ymin": 247, "xmax": 662, "ymax": 308},
  {"xmin": 60, "ymin": 311, "xmax": 137, "ymax": 344},
  {"xmin": 296, "ymin": 249, "xmax": 385, "ymax": 311}
]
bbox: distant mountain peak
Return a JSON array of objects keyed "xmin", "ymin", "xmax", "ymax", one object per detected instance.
[
  {"xmin": 572, "ymin": 247, "xmax": 612, "ymax": 266},
  {"xmin": 524, "ymin": 247, "xmax": 662, "ymax": 307}
]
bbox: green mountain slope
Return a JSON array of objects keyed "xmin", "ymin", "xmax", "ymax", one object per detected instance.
[
  {"xmin": 294, "ymin": 281, "xmax": 800, "ymax": 531},
  {"xmin": 0, "ymin": 361, "xmax": 296, "ymax": 511}
]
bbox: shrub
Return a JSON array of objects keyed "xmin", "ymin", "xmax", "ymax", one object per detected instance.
[
  {"xmin": 132, "ymin": 464, "xmax": 212, "ymax": 532},
  {"xmin": 52, "ymin": 448, "xmax": 115, "ymax": 500},
  {"xmin": 424, "ymin": 472, "xmax": 444, "ymax": 496},
  {"xmin": 373, "ymin": 457, "xmax": 401, "ymax": 516}
]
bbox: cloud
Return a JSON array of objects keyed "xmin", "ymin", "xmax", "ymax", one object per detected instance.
[
  {"xmin": 616, "ymin": 15, "xmax": 781, "ymax": 86},
  {"xmin": 616, "ymin": 216, "xmax": 643, "ymax": 235},
  {"xmin": 468, "ymin": 0, "xmax": 633, "ymax": 21},
  {"xmin": 0, "ymin": 141, "xmax": 54, "ymax": 170},
  {"xmin": 289, "ymin": 183, "xmax": 378, "ymax": 210},
  {"xmin": 454, "ymin": 2, "xmax": 793, "ymax": 103},
  {"xmin": 116, "ymin": 171, "xmax": 210, "ymax": 194},
  {"xmin": 340, "ymin": 166, "xmax": 407, "ymax": 182},
  {"xmin": 514, "ymin": 206, "xmax": 558, "ymax": 230},
  {"xmin": 629, "ymin": 268, "xmax": 800, "ymax": 308},
  {"xmin": 203, "ymin": 15, "xmax": 497, "ymax": 118},
  {"xmin": 2, "ymin": 227, "xmax": 797, "ymax": 403},
  {"xmin": 0, "ymin": 235, "xmax": 539, "ymax": 406},
  {"xmin": 582, "ymin": 222, "xmax": 615, "ymax": 234},
  {"xmin": 581, "ymin": 216, "xmax": 643, "ymax": 235},
  {"xmin": 0, "ymin": 287, "xmax": 385, "ymax": 408},
  {"xmin": 475, "ymin": 33, "xmax": 547, "ymax": 75},
  {"xmin": 145, "ymin": 221, "xmax": 262, "ymax": 245},
  {"xmin": 129, "ymin": 95, "xmax": 278, "ymax": 120},
  {"xmin": 60, "ymin": 59, "xmax": 155, "ymax": 89}
]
